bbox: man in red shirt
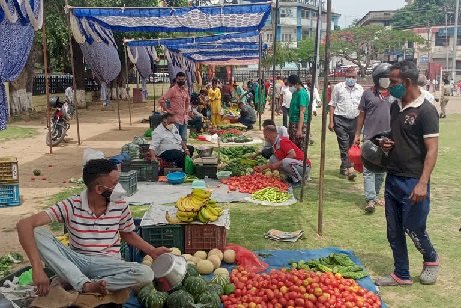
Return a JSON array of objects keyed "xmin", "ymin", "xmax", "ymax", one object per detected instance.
[
  {"xmin": 159, "ymin": 72, "xmax": 190, "ymax": 142},
  {"xmin": 256, "ymin": 125, "xmax": 311, "ymax": 186}
]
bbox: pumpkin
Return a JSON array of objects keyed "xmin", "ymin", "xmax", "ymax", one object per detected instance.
[
  {"xmin": 211, "ymin": 273, "xmax": 230, "ymax": 288},
  {"xmin": 183, "ymin": 276, "xmax": 208, "ymax": 296},
  {"xmin": 194, "ymin": 250, "xmax": 207, "ymax": 260},
  {"xmin": 223, "ymin": 283, "xmax": 236, "ymax": 295},
  {"xmin": 166, "ymin": 290, "xmax": 194, "ymax": 308},
  {"xmin": 196, "ymin": 291, "xmax": 221, "ymax": 308},
  {"xmin": 207, "ymin": 255, "xmax": 221, "ymax": 269},
  {"xmin": 196, "ymin": 260, "xmax": 214, "ymax": 275},
  {"xmin": 208, "ymin": 248, "xmax": 223, "ymax": 261},
  {"xmin": 207, "ymin": 283, "xmax": 224, "ymax": 296},
  {"xmin": 223, "ymin": 249, "xmax": 236, "ymax": 264},
  {"xmin": 142, "ymin": 255, "xmax": 153, "ymax": 266},
  {"xmin": 184, "ymin": 264, "xmax": 199, "ymax": 280},
  {"xmin": 213, "ymin": 268, "xmax": 229, "ymax": 277},
  {"xmin": 170, "ymin": 247, "xmax": 182, "ymax": 256},
  {"xmin": 137, "ymin": 284, "xmax": 168, "ymax": 308},
  {"xmin": 182, "ymin": 254, "xmax": 193, "ymax": 261},
  {"xmin": 190, "ymin": 256, "xmax": 200, "ymax": 264}
]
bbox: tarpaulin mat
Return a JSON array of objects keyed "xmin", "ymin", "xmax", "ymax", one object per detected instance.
[{"xmin": 123, "ymin": 247, "xmax": 386, "ymax": 308}]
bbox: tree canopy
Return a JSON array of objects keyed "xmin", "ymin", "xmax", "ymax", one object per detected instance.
[
  {"xmin": 330, "ymin": 25, "xmax": 425, "ymax": 75},
  {"xmin": 391, "ymin": 0, "xmax": 456, "ymax": 29}
]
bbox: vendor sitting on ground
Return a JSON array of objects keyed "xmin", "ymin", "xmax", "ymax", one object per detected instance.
[
  {"xmin": 150, "ymin": 113, "xmax": 194, "ymax": 169},
  {"xmin": 255, "ymin": 125, "xmax": 311, "ymax": 186},
  {"xmin": 16, "ymin": 159, "xmax": 170, "ymax": 297},
  {"xmin": 254, "ymin": 119, "xmax": 289, "ymax": 159},
  {"xmin": 237, "ymin": 102, "xmax": 256, "ymax": 130},
  {"xmin": 189, "ymin": 98, "xmax": 204, "ymax": 133}
]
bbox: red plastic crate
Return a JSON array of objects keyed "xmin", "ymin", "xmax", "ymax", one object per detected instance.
[{"xmin": 184, "ymin": 224, "xmax": 226, "ymax": 254}]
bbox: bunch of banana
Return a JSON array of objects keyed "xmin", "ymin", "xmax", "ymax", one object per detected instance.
[{"xmin": 198, "ymin": 201, "xmax": 224, "ymax": 223}]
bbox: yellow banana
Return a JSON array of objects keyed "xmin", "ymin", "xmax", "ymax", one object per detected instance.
[
  {"xmin": 197, "ymin": 210, "xmax": 208, "ymax": 223},
  {"xmin": 207, "ymin": 205, "xmax": 223, "ymax": 217},
  {"xmin": 176, "ymin": 215, "xmax": 194, "ymax": 223},
  {"xmin": 166, "ymin": 212, "xmax": 181, "ymax": 224},
  {"xmin": 200, "ymin": 207, "xmax": 218, "ymax": 222},
  {"xmin": 192, "ymin": 189, "xmax": 212, "ymax": 200},
  {"xmin": 207, "ymin": 200, "xmax": 218, "ymax": 207},
  {"xmin": 176, "ymin": 196, "xmax": 187, "ymax": 211},
  {"xmin": 176, "ymin": 210, "xmax": 197, "ymax": 219}
]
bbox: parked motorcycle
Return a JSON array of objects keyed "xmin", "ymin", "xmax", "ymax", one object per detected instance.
[{"xmin": 46, "ymin": 96, "xmax": 74, "ymax": 146}]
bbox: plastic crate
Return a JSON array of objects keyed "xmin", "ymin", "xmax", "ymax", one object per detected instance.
[
  {"xmin": 121, "ymin": 159, "xmax": 159, "ymax": 182},
  {"xmin": 0, "ymin": 157, "xmax": 19, "ymax": 184},
  {"xmin": 119, "ymin": 170, "xmax": 137, "ymax": 196},
  {"xmin": 184, "ymin": 224, "xmax": 226, "ymax": 254},
  {"xmin": 120, "ymin": 218, "xmax": 142, "ymax": 262},
  {"xmin": 139, "ymin": 144, "xmax": 150, "ymax": 159},
  {"xmin": 196, "ymin": 165, "xmax": 218, "ymax": 179},
  {"xmin": 141, "ymin": 224, "xmax": 185, "ymax": 252},
  {"xmin": 0, "ymin": 184, "xmax": 20, "ymax": 207}
]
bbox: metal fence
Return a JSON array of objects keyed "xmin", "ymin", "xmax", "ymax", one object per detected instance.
[{"xmin": 32, "ymin": 75, "xmax": 100, "ymax": 96}]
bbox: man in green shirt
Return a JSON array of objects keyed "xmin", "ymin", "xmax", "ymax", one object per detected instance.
[{"xmin": 287, "ymin": 75, "xmax": 310, "ymax": 149}]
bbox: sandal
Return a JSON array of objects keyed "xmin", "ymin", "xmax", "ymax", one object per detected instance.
[
  {"xmin": 365, "ymin": 200, "xmax": 376, "ymax": 214},
  {"xmin": 375, "ymin": 273, "xmax": 413, "ymax": 286},
  {"xmin": 420, "ymin": 259, "xmax": 440, "ymax": 285}
]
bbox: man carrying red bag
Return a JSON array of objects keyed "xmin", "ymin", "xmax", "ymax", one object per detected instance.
[{"xmin": 354, "ymin": 63, "xmax": 394, "ymax": 214}]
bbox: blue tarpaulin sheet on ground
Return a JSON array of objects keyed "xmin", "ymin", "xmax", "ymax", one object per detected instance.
[{"xmin": 123, "ymin": 247, "xmax": 386, "ymax": 308}]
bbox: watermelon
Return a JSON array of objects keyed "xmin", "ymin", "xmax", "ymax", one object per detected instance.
[
  {"xmin": 137, "ymin": 284, "xmax": 168, "ymax": 308},
  {"xmin": 211, "ymin": 273, "xmax": 230, "ymax": 288},
  {"xmin": 223, "ymin": 283, "xmax": 235, "ymax": 295},
  {"xmin": 183, "ymin": 276, "xmax": 207, "ymax": 296},
  {"xmin": 207, "ymin": 283, "xmax": 224, "ymax": 296},
  {"xmin": 196, "ymin": 291, "xmax": 221, "ymax": 308},
  {"xmin": 166, "ymin": 290, "xmax": 194, "ymax": 308},
  {"xmin": 184, "ymin": 264, "xmax": 199, "ymax": 280}
]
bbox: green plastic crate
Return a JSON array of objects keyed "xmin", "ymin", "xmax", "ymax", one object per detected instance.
[
  {"xmin": 121, "ymin": 159, "xmax": 159, "ymax": 182},
  {"xmin": 119, "ymin": 170, "xmax": 137, "ymax": 196},
  {"xmin": 141, "ymin": 224, "xmax": 185, "ymax": 252}
]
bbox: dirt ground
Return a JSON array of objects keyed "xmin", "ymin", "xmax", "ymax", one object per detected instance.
[
  {"xmin": 0, "ymin": 101, "xmax": 152, "ymax": 256},
  {"xmin": 1, "ymin": 94, "xmax": 460, "ymax": 257}
]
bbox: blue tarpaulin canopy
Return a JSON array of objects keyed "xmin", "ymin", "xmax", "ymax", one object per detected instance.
[{"xmin": 69, "ymin": 3, "xmax": 271, "ymax": 46}]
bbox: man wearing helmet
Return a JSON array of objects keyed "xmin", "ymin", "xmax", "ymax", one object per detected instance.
[{"xmin": 354, "ymin": 63, "xmax": 393, "ymax": 214}]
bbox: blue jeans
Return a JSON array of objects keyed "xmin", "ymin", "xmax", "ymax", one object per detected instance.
[
  {"xmin": 238, "ymin": 117, "xmax": 256, "ymax": 129},
  {"xmin": 34, "ymin": 227, "xmax": 153, "ymax": 292},
  {"xmin": 384, "ymin": 174, "xmax": 438, "ymax": 280},
  {"xmin": 282, "ymin": 106, "xmax": 289, "ymax": 127},
  {"xmin": 363, "ymin": 167, "xmax": 385, "ymax": 201},
  {"xmin": 176, "ymin": 123, "xmax": 188, "ymax": 142}
]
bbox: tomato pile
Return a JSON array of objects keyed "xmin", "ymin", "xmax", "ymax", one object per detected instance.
[
  {"xmin": 209, "ymin": 128, "xmax": 243, "ymax": 136},
  {"xmin": 222, "ymin": 267, "xmax": 382, "ymax": 308},
  {"xmin": 221, "ymin": 173, "xmax": 289, "ymax": 194}
]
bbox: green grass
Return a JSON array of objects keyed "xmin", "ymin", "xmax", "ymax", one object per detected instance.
[
  {"xmin": 44, "ymin": 185, "xmax": 83, "ymax": 232},
  {"xmin": 0, "ymin": 126, "xmax": 37, "ymax": 143},
  {"xmin": 43, "ymin": 115, "xmax": 461, "ymax": 307}
]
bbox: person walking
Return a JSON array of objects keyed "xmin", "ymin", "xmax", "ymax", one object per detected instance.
[
  {"xmin": 208, "ymin": 79, "xmax": 222, "ymax": 126},
  {"xmin": 274, "ymin": 76, "xmax": 283, "ymax": 114},
  {"xmin": 328, "ymin": 67, "xmax": 364, "ymax": 180},
  {"xmin": 354, "ymin": 63, "xmax": 393, "ymax": 213},
  {"xmin": 376, "ymin": 61, "xmax": 440, "ymax": 286},
  {"xmin": 159, "ymin": 72, "xmax": 190, "ymax": 142},
  {"xmin": 440, "ymin": 78, "xmax": 450, "ymax": 118},
  {"xmin": 287, "ymin": 75, "xmax": 310, "ymax": 150},
  {"xmin": 280, "ymin": 78, "xmax": 292, "ymax": 128}
]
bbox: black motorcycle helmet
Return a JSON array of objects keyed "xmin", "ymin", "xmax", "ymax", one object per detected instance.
[
  {"xmin": 49, "ymin": 96, "xmax": 61, "ymax": 108},
  {"xmin": 372, "ymin": 63, "xmax": 392, "ymax": 87},
  {"xmin": 360, "ymin": 132, "xmax": 392, "ymax": 173}
]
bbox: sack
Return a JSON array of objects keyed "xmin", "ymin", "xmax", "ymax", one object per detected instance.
[
  {"xmin": 348, "ymin": 145, "xmax": 363, "ymax": 173},
  {"xmin": 83, "ymin": 148, "xmax": 104, "ymax": 166},
  {"xmin": 184, "ymin": 155, "xmax": 195, "ymax": 175},
  {"xmin": 225, "ymin": 244, "xmax": 268, "ymax": 273}
]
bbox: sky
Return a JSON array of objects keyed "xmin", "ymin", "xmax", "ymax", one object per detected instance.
[{"xmin": 332, "ymin": 0, "xmax": 407, "ymax": 28}]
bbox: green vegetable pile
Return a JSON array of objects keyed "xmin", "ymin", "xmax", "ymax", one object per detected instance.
[
  {"xmin": 0, "ymin": 252, "xmax": 24, "ymax": 278},
  {"xmin": 221, "ymin": 136, "xmax": 253, "ymax": 143},
  {"xmin": 220, "ymin": 146, "xmax": 257, "ymax": 158},
  {"xmin": 252, "ymin": 187, "xmax": 290, "ymax": 203},
  {"xmin": 290, "ymin": 253, "xmax": 369, "ymax": 280},
  {"xmin": 219, "ymin": 147, "xmax": 267, "ymax": 176}
]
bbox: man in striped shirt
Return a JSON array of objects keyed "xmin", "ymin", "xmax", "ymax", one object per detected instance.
[{"xmin": 16, "ymin": 159, "xmax": 170, "ymax": 297}]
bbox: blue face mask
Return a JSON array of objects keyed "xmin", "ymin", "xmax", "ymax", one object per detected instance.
[
  {"xmin": 345, "ymin": 78, "xmax": 356, "ymax": 87},
  {"xmin": 389, "ymin": 83, "xmax": 406, "ymax": 99}
]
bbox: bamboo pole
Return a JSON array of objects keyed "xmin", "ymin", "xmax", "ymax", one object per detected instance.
[
  {"xmin": 270, "ymin": 0, "xmax": 279, "ymax": 121},
  {"xmin": 300, "ymin": 0, "xmax": 322, "ymax": 202},
  {"xmin": 65, "ymin": 3, "xmax": 80, "ymax": 145},
  {"xmin": 42, "ymin": 12, "xmax": 52, "ymax": 154},
  {"xmin": 124, "ymin": 43, "xmax": 132, "ymax": 125},
  {"xmin": 317, "ymin": 0, "xmax": 332, "ymax": 236},
  {"xmin": 258, "ymin": 33, "xmax": 262, "ymax": 130}
]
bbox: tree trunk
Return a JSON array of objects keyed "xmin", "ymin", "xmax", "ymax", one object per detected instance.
[
  {"xmin": 8, "ymin": 44, "xmax": 39, "ymax": 114},
  {"xmin": 71, "ymin": 38, "xmax": 87, "ymax": 108}
]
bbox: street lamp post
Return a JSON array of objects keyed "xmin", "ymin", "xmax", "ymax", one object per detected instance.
[{"xmin": 452, "ymin": 0, "xmax": 459, "ymax": 80}]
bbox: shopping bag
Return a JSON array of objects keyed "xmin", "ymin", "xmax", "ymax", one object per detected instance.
[
  {"xmin": 348, "ymin": 145, "xmax": 363, "ymax": 173},
  {"xmin": 185, "ymin": 155, "xmax": 196, "ymax": 175}
]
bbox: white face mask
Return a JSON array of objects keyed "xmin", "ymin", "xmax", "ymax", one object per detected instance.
[
  {"xmin": 379, "ymin": 78, "xmax": 391, "ymax": 89},
  {"xmin": 110, "ymin": 183, "xmax": 126, "ymax": 202}
]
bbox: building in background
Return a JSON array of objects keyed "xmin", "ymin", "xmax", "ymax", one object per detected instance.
[{"xmin": 355, "ymin": 10, "xmax": 395, "ymax": 27}]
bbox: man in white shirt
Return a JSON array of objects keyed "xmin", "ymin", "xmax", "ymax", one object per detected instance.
[
  {"xmin": 65, "ymin": 85, "xmax": 74, "ymax": 104},
  {"xmin": 280, "ymin": 78, "xmax": 292, "ymax": 127},
  {"xmin": 417, "ymin": 75, "xmax": 435, "ymax": 105},
  {"xmin": 305, "ymin": 75, "xmax": 320, "ymax": 116},
  {"xmin": 149, "ymin": 113, "xmax": 194, "ymax": 169},
  {"xmin": 328, "ymin": 68, "xmax": 364, "ymax": 180}
]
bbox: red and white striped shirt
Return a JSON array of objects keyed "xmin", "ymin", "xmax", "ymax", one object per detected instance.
[{"xmin": 45, "ymin": 189, "xmax": 135, "ymax": 258}]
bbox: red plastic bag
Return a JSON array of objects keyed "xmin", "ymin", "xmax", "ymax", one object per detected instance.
[
  {"xmin": 225, "ymin": 244, "xmax": 268, "ymax": 273},
  {"xmin": 348, "ymin": 145, "xmax": 363, "ymax": 173}
]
